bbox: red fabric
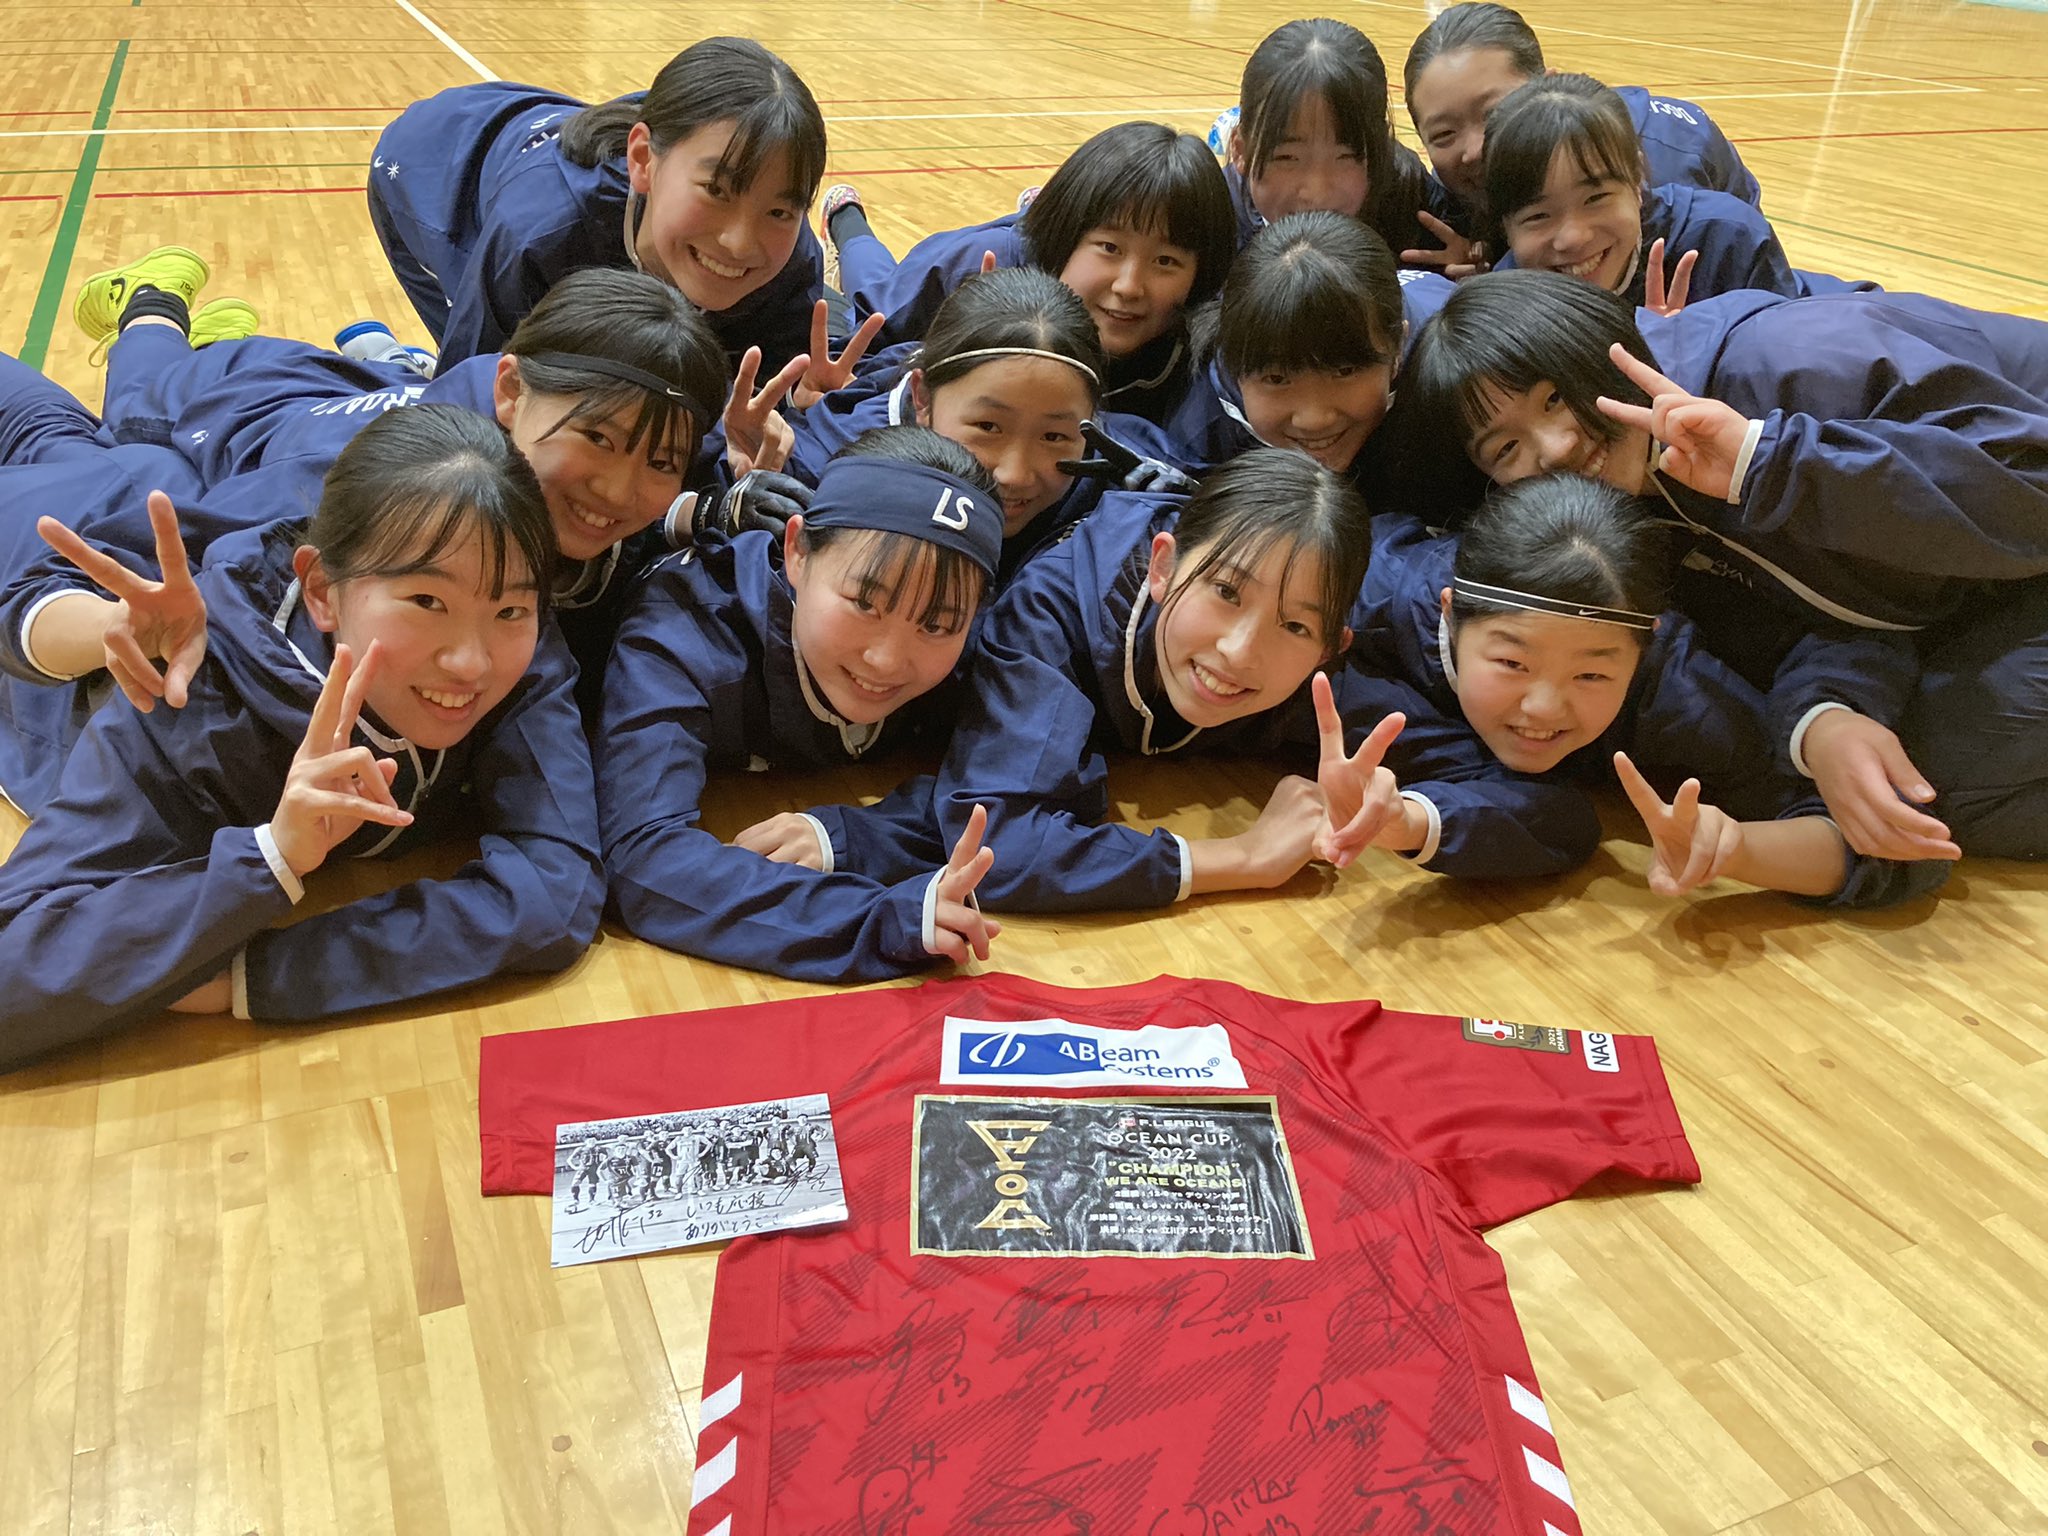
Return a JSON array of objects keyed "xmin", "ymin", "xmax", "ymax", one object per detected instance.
[{"xmin": 479, "ymin": 973, "xmax": 1697, "ymax": 1534}]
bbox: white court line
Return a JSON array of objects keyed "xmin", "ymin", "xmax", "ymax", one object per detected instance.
[
  {"xmin": 392, "ymin": 0, "xmax": 496, "ymax": 81},
  {"xmin": 0, "ymin": 87, "xmax": 1966, "ymax": 142},
  {"xmin": 1677, "ymin": 86, "xmax": 1981, "ymax": 102},
  {"xmin": 825, "ymin": 106, "xmax": 1219, "ymax": 122},
  {"xmin": 1342, "ymin": 0, "xmax": 1977, "ymax": 92},
  {"xmin": 0, "ymin": 125, "xmax": 389, "ymax": 139}
]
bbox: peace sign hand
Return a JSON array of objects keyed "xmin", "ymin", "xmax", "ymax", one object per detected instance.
[
  {"xmin": 1311, "ymin": 672, "xmax": 1406, "ymax": 867},
  {"xmin": 269, "ymin": 641, "xmax": 414, "ymax": 879},
  {"xmin": 927, "ymin": 803, "xmax": 1003, "ymax": 964},
  {"xmin": 1613, "ymin": 751, "xmax": 1743, "ymax": 896},
  {"xmin": 1400, "ymin": 210, "xmax": 1490, "ymax": 279},
  {"xmin": 37, "ymin": 490, "xmax": 209, "ymax": 712},
  {"xmin": 792, "ymin": 299, "xmax": 888, "ymax": 409},
  {"xmin": 723, "ymin": 345, "xmax": 810, "ymax": 478},
  {"xmin": 1595, "ymin": 343, "xmax": 1750, "ymax": 500},
  {"xmin": 1642, "ymin": 237, "xmax": 1698, "ymax": 317}
]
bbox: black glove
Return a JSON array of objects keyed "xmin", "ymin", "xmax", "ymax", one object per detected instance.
[
  {"xmin": 1056, "ymin": 418, "xmax": 1198, "ymax": 495},
  {"xmin": 693, "ymin": 469, "xmax": 814, "ymax": 540}
]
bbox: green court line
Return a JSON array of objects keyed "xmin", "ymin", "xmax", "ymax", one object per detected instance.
[
  {"xmin": 18, "ymin": 38, "xmax": 129, "ymax": 368},
  {"xmin": 1774, "ymin": 215, "xmax": 2048, "ymax": 292}
]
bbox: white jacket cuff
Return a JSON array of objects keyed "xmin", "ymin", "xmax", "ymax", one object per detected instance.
[
  {"xmin": 1789, "ymin": 702, "xmax": 1853, "ymax": 778},
  {"xmin": 253, "ymin": 823, "xmax": 306, "ymax": 903},
  {"xmin": 1397, "ymin": 791, "xmax": 1443, "ymax": 865},
  {"xmin": 1728, "ymin": 417, "xmax": 1766, "ymax": 504},
  {"xmin": 796, "ymin": 812, "xmax": 834, "ymax": 875}
]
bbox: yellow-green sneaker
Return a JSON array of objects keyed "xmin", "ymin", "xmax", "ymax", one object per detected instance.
[
  {"xmin": 190, "ymin": 297, "xmax": 260, "ymax": 347},
  {"xmin": 72, "ymin": 245, "xmax": 210, "ymax": 342}
]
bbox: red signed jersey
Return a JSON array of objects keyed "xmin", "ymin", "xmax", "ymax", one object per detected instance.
[{"xmin": 480, "ymin": 974, "xmax": 1698, "ymax": 1535}]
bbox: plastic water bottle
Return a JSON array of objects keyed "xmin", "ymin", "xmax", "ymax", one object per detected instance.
[
  {"xmin": 336, "ymin": 320, "xmax": 437, "ymax": 379},
  {"xmin": 1207, "ymin": 104, "xmax": 1240, "ymax": 159}
]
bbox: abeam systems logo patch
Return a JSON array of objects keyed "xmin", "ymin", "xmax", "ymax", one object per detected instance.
[{"xmin": 940, "ymin": 1017, "xmax": 1249, "ymax": 1089}]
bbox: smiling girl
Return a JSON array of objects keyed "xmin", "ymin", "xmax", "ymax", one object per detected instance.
[
  {"xmin": 1393, "ymin": 269, "xmax": 2048, "ymax": 864},
  {"xmin": 829, "ymin": 122, "xmax": 1236, "ymax": 422},
  {"xmin": 0, "ymin": 405, "xmax": 603, "ymax": 1069},
  {"xmin": 596, "ymin": 426, "xmax": 1003, "ymax": 981},
  {"xmin": 900, "ymin": 448, "xmax": 1374, "ymax": 912},
  {"xmin": 1483, "ymin": 75, "xmax": 1846, "ymax": 309},
  {"xmin": 1336, "ymin": 477, "xmax": 1945, "ymax": 905},
  {"xmin": 1402, "ymin": 2, "xmax": 1759, "ymax": 245},
  {"xmin": 0, "ymin": 270, "xmax": 751, "ymax": 810},
  {"xmin": 367, "ymin": 38, "xmax": 826, "ymax": 374},
  {"xmin": 1221, "ymin": 19, "xmax": 1451, "ymax": 267},
  {"xmin": 1150, "ymin": 212, "xmax": 1448, "ymax": 486},
  {"xmin": 787, "ymin": 268, "xmax": 1149, "ymax": 585}
]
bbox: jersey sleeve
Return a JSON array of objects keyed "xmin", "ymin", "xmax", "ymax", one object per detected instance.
[
  {"xmin": 476, "ymin": 992, "xmax": 895, "ymax": 1194},
  {"xmin": 1294, "ymin": 997, "xmax": 1701, "ymax": 1228}
]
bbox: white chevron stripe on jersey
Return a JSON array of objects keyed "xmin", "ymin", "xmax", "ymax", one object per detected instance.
[
  {"xmin": 699, "ymin": 1373, "xmax": 743, "ymax": 1431},
  {"xmin": 702, "ymin": 1521, "xmax": 732, "ymax": 1536},
  {"xmin": 1505, "ymin": 1375, "xmax": 1554, "ymax": 1435},
  {"xmin": 691, "ymin": 1437, "xmax": 737, "ymax": 1507},
  {"xmin": 1523, "ymin": 1445, "xmax": 1576, "ymax": 1509}
]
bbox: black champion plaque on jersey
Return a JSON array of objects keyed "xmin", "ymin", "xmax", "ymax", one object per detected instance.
[{"xmin": 910, "ymin": 1095, "xmax": 1313, "ymax": 1259}]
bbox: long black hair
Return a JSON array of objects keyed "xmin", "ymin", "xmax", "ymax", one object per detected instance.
[
  {"xmin": 1019, "ymin": 120, "xmax": 1238, "ymax": 307},
  {"xmin": 915, "ymin": 267, "xmax": 1107, "ymax": 400},
  {"xmin": 559, "ymin": 37, "xmax": 827, "ymax": 205},
  {"xmin": 1235, "ymin": 18, "xmax": 1435, "ymax": 252},
  {"xmin": 310, "ymin": 404, "xmax": 556, "ymax": 608},
  {"xmin": 1402, "ymin": 2, "xmax": 1545, "ymax": 104},
  {"xmin": 1451, "ymin": 473, "xmax": 1666, "ymax": 642},
  {"xmin": 1162, "ymin": 447, "xmax": 1370, "ymax": 651},
  {"xmin": 504, "ymin": 268, "xmax": 732, "ymax": 473},
  {"xmin": 1483, "ymin": 73, "xmax": 1644, "ymax": 237},
  {"xmin": 1203, "ymin": 211, "xmax": 1404, "ymax": 379}
]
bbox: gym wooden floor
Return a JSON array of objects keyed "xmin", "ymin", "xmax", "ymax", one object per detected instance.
[{"xmin": 3, "ymin": 1, "xmax": 2047, "ymax": 1531}]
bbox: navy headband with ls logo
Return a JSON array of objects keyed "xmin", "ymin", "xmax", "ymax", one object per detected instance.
[{"xmin": 804, "ymin": 456, "xmax": 1003, "ymax": 576}]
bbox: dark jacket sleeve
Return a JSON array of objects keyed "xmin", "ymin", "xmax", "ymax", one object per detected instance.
[
  {"xmin": 0, "ymin": 668, "xmax": 294, "ymax": 1067},
  {"xmin": 932, "ymin": 573, "xmax": 1187, "ymax": 912},
  {"xmin": 240, "ymin": 630, "xmax": 605, "ymax": 1019},
  {"xmin": 596, "ymin": 568, "xmax": 943, "ymax": 981}
]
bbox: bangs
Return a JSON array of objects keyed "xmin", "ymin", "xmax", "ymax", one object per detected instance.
[
  {"xmin": 542, "ymin": 384, "xmax": 693, "ymax": 468},
  {"xmin": 836, "ymin": 529, "xmax": 984, "ymax": 632},
  {"xmin": 1244, "ymin": 43, "xmax": 1383, "ymax": 176},
  {"xmin": 343, "ymin": 491, "xmax": 531, "ymax": 599},
  {"xmin": 713, "ymin": 90, "xmax": 827, "ymax": 201},
  {"xmin": 1554, "ymin": 124, "xmax": 1642, "ymax": 194},
  {"xmin": 1175, "ymin": 514, "xmax": 1349, "ymax": 644},
  {"xmin": 1484, "ymin": 76, "xmax": 1643, "ymax": 221},
  {"xmin": 1225, "ymin": 257, "xmax": 1396, "ymax": 376}
]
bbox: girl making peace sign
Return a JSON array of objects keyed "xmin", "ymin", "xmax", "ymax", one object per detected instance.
[
  {"xmin": 1395, "ymin": 270, "xmax": 2048, "ymax": 865},
  {"xmin": 0, "ymin": 405, "xmax": 602, "ymax": 1070}
]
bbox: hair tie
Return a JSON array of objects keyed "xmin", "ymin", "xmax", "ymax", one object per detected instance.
[
  {"xmin": 931, "ymin": 346, "xmax": 1101, "ymax": 387},
  {"xmin": 520, "ymin": 351, "xmax": 716, "ymax": 427},
  {"xmin": 1452, "ymin": 577, "xmax": 1655, "ymax": 631}
]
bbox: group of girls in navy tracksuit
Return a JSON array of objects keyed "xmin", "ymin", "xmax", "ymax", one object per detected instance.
[{"xmin": 0, "ymin": 6, "xmax": 2042, "ymax": 1069}]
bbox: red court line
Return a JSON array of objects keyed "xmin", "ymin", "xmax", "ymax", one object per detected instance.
[
  {"xmin": 1, "ymin": 193, "xmax": 61, "ymax": 203},
  {"xmin": 92, "ymin": 185, "xmax": 361, "ymax": 199},
  {"xmin": 992, "ymin": 0, "xmax": 1250, "ymax": 59},
  {"xmin": 1733, "ymin": 124, "xmax": 2048, "ymax": 145},
  {"xmin": 823, "ymin": 163, "xmax": 1058, "ymax": 179}
]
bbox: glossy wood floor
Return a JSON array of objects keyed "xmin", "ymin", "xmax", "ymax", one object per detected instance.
[{"xmin": 4, "ymin": 2, "xmax": 2048, "ymax": 1531}]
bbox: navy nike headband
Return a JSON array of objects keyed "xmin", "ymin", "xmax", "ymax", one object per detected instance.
[{"xmin": 804, "ymin": 456, "xmax": 1003, "ymax": 577}]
